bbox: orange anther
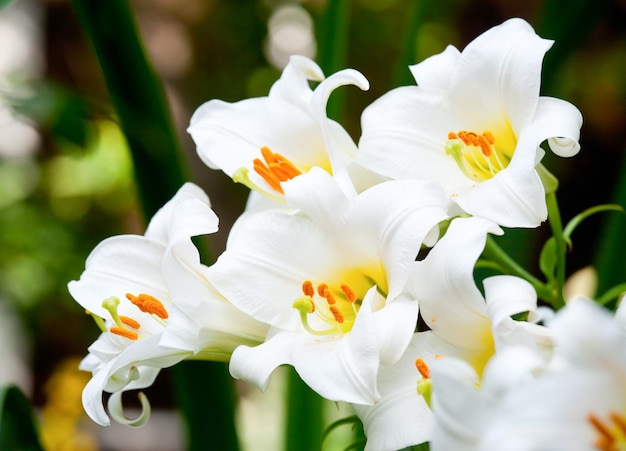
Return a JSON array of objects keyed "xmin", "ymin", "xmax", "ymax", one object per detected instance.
[
  {"xmin": 340, "ymin": 284, "xmax": 357, "ymax": 303},
  {"xmin": 329, "ymin": 305, "xmax": 344, "ymax": 324},
  {"xmin": 477, "ymin": 135, "xmax": 492, "ymax": 157},
  {"xmin": 302, "ymin": 280, "xmax": 315, "ymax": 298},
  {"xmin": 253, "ymin": 159, "xmax": 283, "ymax": 193},
  {"xmin": 588, "ymin": 413, "xmax": 614, "ymax": 445},
  {"xmin": 322, "ymin": 288, "xmax": 336, "ymax": 305},
  {"xmin": 138, "ymin": 294, "xmax": 169, "ymax": 319},
  {"xmin": 260, "ymin": 146, "xmax": 279, "ymax": 165},
  {"xmin": 127, "ymin": 293, "xmax": 169, "ymax": 319},
  {"xmin": 415, "ymin": 358, "xmax": 430, "ymax": 379},
  {"xmin": 110, "ymin": 327, "xmax": 139, "ymax": 340},
  {"xmin": 317, "ymin": 283, "xmax": 329, "ymax": 297},
  {"xmin": 483, "ymin": 130, "xmax": 495, "ymax": 144},
  {"xmin": 447, "ymin": 131, "xmax": 458, "ymax": 140},
  {"xmin": 253, "ymin": 146, "xmax": 302, "ymax": 194},
  {"xmin": 120, "ymin": 315, "xmax": 141, "ymax": 329}
]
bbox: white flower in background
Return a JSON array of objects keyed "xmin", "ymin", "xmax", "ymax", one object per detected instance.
[
  {"xmin": 188, "ymin": 55, "xmax": 371, "ymax": 203},
  {"xmin": 68, "ymin": 183, "xmax": 267, "ymax": 426},
  {"xmin": 206, "ymin": 169, "xmax": 451, "ymax": 404},
  {"xmin": 430, "ymin": 298, "xmax": 626, "ymax": 451},
  {"xmin": 356, "ymin": 18, "xmax": 583, "ymax": 228},
  {"xmin": 353, "ymin": 217, "xmax": 551, "ymax": 450}
]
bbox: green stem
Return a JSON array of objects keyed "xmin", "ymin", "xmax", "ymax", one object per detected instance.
[
  {"xmin": 546, "ymin": 191, "xmax": 567, "ymax": 309},
  {"xmin": 285, "ymin": 368, "xmax": 324, "ymax": 451},
  {"xmin": 483, "ymin": 236, "xmax": 553, "ymax": 301}
]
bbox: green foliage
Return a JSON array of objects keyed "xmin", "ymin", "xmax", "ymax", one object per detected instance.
[{"xmin": 0, "ymin": 385, "xmax": 43, "ymax": 451}]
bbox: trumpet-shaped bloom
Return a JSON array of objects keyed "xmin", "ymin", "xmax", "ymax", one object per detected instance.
[
  {"xmin": 68, "ymin": 183, "xmax": 267, "ymax": 426},
  {"xmin": 352, "ymin": 217, "xmax": 550, "ymax": 450},
  {"xmin": 430, "ymin": 298, "xmax": 626, "ymax": 451},
  {"xmin": 206, "ymin": 168, "xmax": 451, "ymax": 404},
  {"xmin": 188, "ymin": 55, "xmax": 370, "ymax": 202},
  {"xmin": 357, "ymin": 18, "xmax": 583, "ymax": 227}
]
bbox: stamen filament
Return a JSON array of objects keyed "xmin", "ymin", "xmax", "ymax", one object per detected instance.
[{"xmin": 86, "ymin": 310, "xmax": 108, "ymax": 333}]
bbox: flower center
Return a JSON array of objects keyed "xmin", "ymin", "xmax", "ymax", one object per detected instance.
[
  {"xmin": 233, "ymin": 146, "xmax": 302, "ymax": 198},
  {"xmin": 588, "ymin": 411, "xmax": 626, "ymax": 451},
  {"xmin": 94, "ymin": 293, "xmax": 169, "ymax": 341},
  {"xmin": 445, "ymin": 129, "xmax": 515, "ymax": 182},
  {"xmin": 293, "ymin": 280, "xmax": 361, "ymax": 336}
]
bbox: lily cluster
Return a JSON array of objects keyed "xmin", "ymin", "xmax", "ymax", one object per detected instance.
[{"xmin": 69, "ymin": 18, "xmax": 626, "ymax": 450}]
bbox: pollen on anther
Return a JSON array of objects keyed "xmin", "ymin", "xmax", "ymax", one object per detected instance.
[
  {"xmin": 110, "ymin": 327, "xmax": 139, "ymax": 340},
  {"xmin": 329, "ymin": 305, "xmax": 344, "ymax": 324},
  {"xmin": 120, "ymin": 315, "xmax": 141, "ymax": 329},
  {"xmin": 340, "ymin": 284, "xmax": 357, "ymax": 303},
  {"xmin": 447, "ymin": 131, "xmax": 458, "ymax": 140},
  {"xmin": 322, "ymin": 288, "xmax": 336, "ymax": 305},
  {"xmin": 317, "ymin": 283, "xmax": 328, "ymax": 297},
  {"xmin": 139, "ymin": 294, "xmax": 169, "ymax": 319},
  {"xmin": 302, "ymin": 280, "xmax": 315, "ymax": 298},
  {"xmin": 415, "ymin": 358, "xmax": 430, "ymax": 379}
]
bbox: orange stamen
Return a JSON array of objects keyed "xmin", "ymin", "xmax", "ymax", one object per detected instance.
[
  {"xmin": 415, "ymin": 358, "xmax": 430, "ymax": 379},
  {"xmin": 317, "ymin": 283, "xmax": 329, "ymax": 297},
  {"xmin": 252, "ymin": 146, "xmax": 302, "ymax": 194},
  {"xmin": 329, "ymin": 305, "xmax": 344, "ymax": 324},
  {"xmin": 253, "ymin": 159, "xmax": 283, "ymax": 193},
  {"xmin": 322, "ymin": 288, "xmax": 336, "ymax": 305},
  {"xmin": 126, "ymin": 293, "xmax": 169, "ymax": 319},
  {"xmin": 302, "ymin": 280, "xmax": 315, "ymax": 298},
  {"xmin": 340, "ymin": 284, "xmax": 357, "ymax": 303},
  {"xmin": 447, "ymin": 131, "xmax": 458, "ymax": 140},
  {"xmin": 110, "ymin": 327, "xmax": 139, "ymax": 340},
  {"xmin": 120, "ymin": 315, "xmax": 141, "ymax": 329}
]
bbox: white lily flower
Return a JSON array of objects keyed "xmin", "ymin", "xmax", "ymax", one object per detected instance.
[
  {"xmin": 68, "ymin": 183, "xmax": 267, "ymax": 426},
  {"xmin": 206, "ymin": 168, "xmax": 451, "ymax": 404},
  {"xmin": 356, "ymin": 18, "xmax": 583, "ymax": 227},
  {"xmin": 430, "ymin": 298, "xmax": 626, "ymax": 451},
  {"xmin": 352, "ymin": 216, "xmax": 550, "ymax": 450},
  {"xmin": 188, "ymin": 55, "xmax": 370, "ymax": 203}
]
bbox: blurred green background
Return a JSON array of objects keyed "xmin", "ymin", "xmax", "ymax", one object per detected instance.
[{"xmin": 0, "ymin": 0, "xmax": 624, "ymax": 449}]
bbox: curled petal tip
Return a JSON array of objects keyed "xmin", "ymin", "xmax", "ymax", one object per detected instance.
[{"xmin": 108, "ymin": 391, "xmax": 151, "ymax": 428}]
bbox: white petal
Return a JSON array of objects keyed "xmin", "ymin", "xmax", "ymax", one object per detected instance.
[
  {"xmin": 532, "ymin": 96, "xmax": 583, "ymax": 157},
  {"xmin": 412, "ymin": 217, "xmax": 501, "ymax": 348},
  {"xmin": 144, "ymin": 182, "xmax": 214, "ymax": 244},
  {"xmin": 409, "ymin": 45, "xmax": 460, "ymax": 90},
  {"xmin": 81, "ymin": 334, "xmax": 189, "ymax": 425},
  {"xmin": 357, "ymin": 86, "xmax": 470, "ymax": 191},
  {"xmin": 455, "ymin": 129, "xmax": 547, "ymax": 227},
  {"xmin": 229, "ymin": 329, "xmax": 295, "ymax": 392},
  {"xmin": 484, "ymin": 275, "xmax": 538, "ymax": 328},
  {"xmin": 450, "ymin": 18, "xmax": 552, "ymax": 132},
  {"xmin": 292, "ymin": 291, "xmax": 381, "ymax": 404},
  {"xmin": 68, "ymin": 235, "xmax": 169, "ymax": 329},
  {"xmin": 207, "ymin": 210, "xmax": 335, "ymax": 329}
]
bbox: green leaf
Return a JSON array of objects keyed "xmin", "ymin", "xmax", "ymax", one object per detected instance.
[
  {"xmin": 0, "ymin": 385, "xmax": 43, "ymax": 451},
  {"xmin": 539, "ymin": 236, "xmax": 558, "ymax": 282},
  {"xmin": 563, "ymin": 204, "xmax": 624, "ymax": 246}
]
